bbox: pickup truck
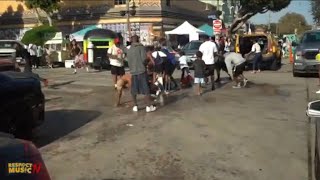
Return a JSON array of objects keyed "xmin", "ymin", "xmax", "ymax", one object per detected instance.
[{"xmin": 0, "ymin": 48, "xmax": 20, "ymax": 72}]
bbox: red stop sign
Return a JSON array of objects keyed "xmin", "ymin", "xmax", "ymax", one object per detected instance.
[{"xmin": 213, "ymin": 20, "xmax": 222, "ymax": 29}]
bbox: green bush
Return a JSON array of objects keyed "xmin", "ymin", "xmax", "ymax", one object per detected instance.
[{"xmin": 21, "ymin": 25, "xmax": 58, "ymax": 46}]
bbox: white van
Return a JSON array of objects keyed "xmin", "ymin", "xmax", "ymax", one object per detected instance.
[{"xmin": 44, "ymin": 32, "xmax": 69, "ymax": 64}]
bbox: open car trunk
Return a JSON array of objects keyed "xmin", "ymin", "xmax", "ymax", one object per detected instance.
[{"xmin": 239, "ymin": 35, "xmax": 268, "ymax": 61}]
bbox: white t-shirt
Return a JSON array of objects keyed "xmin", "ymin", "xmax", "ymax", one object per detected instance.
[
  {"xmin": 199, "ymin": 41, "xmax": 218, "ymax": 65},
  {"xmin": 28, "ymin": 44, "xmax": 37, "ymax": 56},
  {"xmin": 251, "ymin": 43, "xmax": 261, "ymax": 53},
  {"xmin": 108, "ymin": 45, "xmax": 124, "ymax": 67},
  {"xmin": 178, "ymin": 55, "xmax": 189, "ymax": 69}
]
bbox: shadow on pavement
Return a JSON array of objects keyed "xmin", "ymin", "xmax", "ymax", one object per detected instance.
[
  {"xmin": 33, "ymin": 110, "xmax": 101, "ymax": 148},
  {"xmin": 48, "ymin": 80, "xmax": 75, "ymax": 89}
]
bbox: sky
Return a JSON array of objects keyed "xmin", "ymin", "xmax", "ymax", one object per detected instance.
[{"xmin": 250, "ymin": 0, "xmax": 314, "ymax": 25}]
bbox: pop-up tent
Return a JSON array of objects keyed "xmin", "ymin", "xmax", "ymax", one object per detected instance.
[
  {"xmin": 69, "ymin": 25, "xmax": 102, "ymax": 42},
  {"xmin": 198, "ymin": 24, "xmax": 214, "ymax": 37},
  {"xmin": 165, "ymin": 21, "xmax": 205, "ymax": 41}
]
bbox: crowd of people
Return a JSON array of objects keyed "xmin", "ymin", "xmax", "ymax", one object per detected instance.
[
  {"xmin": 110, "ymin": 34, "xmax": 266, "ymax": 113},
  {"xmin": 18, "ymin": 33, "xmax": 264, "ymax": 113}
]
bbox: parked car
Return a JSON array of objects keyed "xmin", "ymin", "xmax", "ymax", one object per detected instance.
[
  {"xmin": 0, "ymin": 40, "xmax": 26, "ymax": 65},
  {"xmin": 0, "ymin": 132, "xmax": 51, "ymax": 179},
  {"xmin": 292, "ymin": 30, "xmax": 320, "ymax": 77},
  {"xmin": 180, "ymin": 40, "xmax": 203, "ymax": 67},
  {"xmin": 235, "ymin": 32, "xmax": 282, "ymax": 70},
  {"xmin": 306, "ymin": 100, "xmax": 320, "ymax": 180},
  {"xmin": 0, "ymin": 59, "xmax": 20, "ymax": 72},
  {"xmin": 0, "ymin": 71, "xmax": 45, "ymax": 139}
]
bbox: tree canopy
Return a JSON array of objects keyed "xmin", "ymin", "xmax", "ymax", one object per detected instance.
[
  {"xmin": 21, "ymin": 25, "xmax": 58, "ymax": 46},
  {"xmin": 311, "ymin": 0, "xmax": 320, "ymax": 25},
  {"xmin": 230, "ymin": 0, "xmax": 291, "ymax": 33},
  {"xmin": 22, "ymin": 0, "xmax": 60, "ymax": 26},
  {"xmin": 278, "ymin": 12, "xmax": 310, "ymax": 35}
]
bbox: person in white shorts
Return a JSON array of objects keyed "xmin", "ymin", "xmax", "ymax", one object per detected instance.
[{"xmin": 193, "ymin": 51, "xmax": 206, "ymax": 96}]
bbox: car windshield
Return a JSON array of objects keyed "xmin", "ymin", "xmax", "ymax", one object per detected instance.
[
  {"xmin": 301, "ymin": 32, "xmax": 320, "ymax": 43},
  {"xmin": 182, "ymin": 41, "xmax": 202, "ymax": 51}
]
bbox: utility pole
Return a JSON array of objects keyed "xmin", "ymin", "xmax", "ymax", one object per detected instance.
[
  {"xmin": 268, "ymin": 12, "xmax": 271, "ymax": 32},
  {"xmin": 126, "ymin": 0, "xmax": 132, "ymax": 39}
]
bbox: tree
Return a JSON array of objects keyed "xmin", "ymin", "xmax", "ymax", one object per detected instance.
[
  {"xmin": 278, "ymin": 12, "xmax": 310, "ymax": 35},
  {"xmin": 230, "ymin": 0, "xmax": 291, "ymax": 34},
  {"xmin": 21, "ymin": 25, "xmax": 57, "ymax": 45},
  {"xmin": 22, "ymin": 0, "xmax": 60, "ymax": 26},
  {"xmin": 311, "ymin": 0, "xmax": 320, "ymax": 25}
]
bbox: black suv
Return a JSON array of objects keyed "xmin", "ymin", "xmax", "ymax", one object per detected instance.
[{"xmin": 0, "ymin": 72, "xmax": 45, "ymax": 139}]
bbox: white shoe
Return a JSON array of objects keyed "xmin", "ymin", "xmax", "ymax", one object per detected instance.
[
  {"xmin": 146, "ymin": 105, "xmax": 156, "ymax": 112},
  {"xmin": 156, "ymin": 90, "xmax": 161, "ymax": 96},
  {"xmin": 232, "ymin": 85, "xmax": 241, "ymax": 89},
  {"xmin": 243, "ymin": 79, "xmax": 248, "ymax": 87},
  {"xmin": 316, "ymin": 90, "xmax": 320, "ymax": 94},
  {"xmin": 86, "ymin": 67, "xmax": 89, "ymax": 72},
  {"xmin": 132, "ymin": 106, "xmax": 138, "ymax": 112}
]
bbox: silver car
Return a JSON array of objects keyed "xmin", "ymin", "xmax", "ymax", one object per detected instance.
[
  {"xmin": 180, "ymin": 40, "xmax": 203, "ymax": 67},
  {"xmin": 293, "ymin": 30, "xmax": 320, "ymax": 77}
]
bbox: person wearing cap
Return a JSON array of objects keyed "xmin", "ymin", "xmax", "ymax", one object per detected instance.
[{"xmin": 108, "ymin": 37, "xmax": 125, "ymax": 89}]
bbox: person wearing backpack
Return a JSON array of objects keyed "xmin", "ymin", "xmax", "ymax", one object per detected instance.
[
  {"xmin": 159, "ymin": 38, "xmax": 179, "ymax": 93},
  {"xmin": 151, "ymin": 45, "xmax": 166, "ymax": 95}
]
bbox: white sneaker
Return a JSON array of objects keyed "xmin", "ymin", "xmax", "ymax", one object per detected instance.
[
  {"xmin": 132, "ymin": 106, "xmax": 138, "ymax": 112},
  {"xmin": 156, "ymin": 90, "xmax": 161, "ymax": 96},
  {"xmin": 316, "ymin": 90, "xmax": 320, "ymax": 94},
  {"xmin": 146, "ymin": 105, "xmax": 156, "ymax": 112},
  {"xmin": 232, "ymin": 83, "xmax": 241, "ymax": 89},
  {"xmin": 243, "ymin": 79, "xmax": 248, "ymax": 87}
]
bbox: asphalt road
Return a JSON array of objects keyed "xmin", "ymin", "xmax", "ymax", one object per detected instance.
[{"xmin": 31, "ymin": 59, "xmax": 319, "ymax": 180}]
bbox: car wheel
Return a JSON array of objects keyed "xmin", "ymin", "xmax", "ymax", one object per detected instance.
[
  {"xmin": 270, "ymin": 59, "xmax": 279, "ymax": 71},
  {"xmin": 293, "ymin": 69, "xmax": 299, "ymax": 77}
]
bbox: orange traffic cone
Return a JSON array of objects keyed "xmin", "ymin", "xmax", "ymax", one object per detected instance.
[{"xmin": 289, "ymin": 45, "xmax": 294, "ymax": 64}]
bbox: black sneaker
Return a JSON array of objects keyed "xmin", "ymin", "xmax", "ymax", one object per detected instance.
[{"xmin": 211, "ymin": 85, "xmax": 215, "ymax": 91}]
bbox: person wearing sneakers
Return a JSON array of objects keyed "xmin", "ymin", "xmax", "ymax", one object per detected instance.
[
  {"xmin": 108, "ymin": 38, "xmax": 125, "ymax": 89},
  {"xmin": 249, "ymin": 39, "xmax": 262, "ymax": 73},
  {"xmin": 126, "ymin": 35, "xmax": 156, "ymax": 112},
  {"xmin": 199, "ymin": 35, "xmax": 218, "ymax": 91},
  {"xmin": 224, "ymin": 47, "xmax": 248, "ymax": 89}
]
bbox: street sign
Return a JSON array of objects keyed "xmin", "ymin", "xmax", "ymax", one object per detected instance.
[
  {"xmin": 213, "ymin": 19, "xmax": 222, "ymax": 34},
  {"xmin": 213, "ymin": 19, "xmax": 222, "ymax": 29}
]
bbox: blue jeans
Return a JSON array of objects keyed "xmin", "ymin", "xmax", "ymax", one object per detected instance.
[{"xmin": 253, "ymin": 52, "xmax": 262, "ymax": 71}]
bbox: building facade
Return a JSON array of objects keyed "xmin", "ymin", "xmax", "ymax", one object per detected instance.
[{"xmin": 0, "ymin": 0, "xmax": 210, "ymax": 43}]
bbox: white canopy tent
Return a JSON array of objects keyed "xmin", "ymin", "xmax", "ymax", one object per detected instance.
[{"xmin": 165, "ymin": 21, "xmax": 206, "ymax": 41}]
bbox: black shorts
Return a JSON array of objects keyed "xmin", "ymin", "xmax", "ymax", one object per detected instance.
[
  {"xmin": 154, "ymin": 63, "xmax": 164, "ymax": 74},
  {"xmin": 234, "ymin": 62, "xmax": 246, "ymax": 77},
  {"xmin": 111, "ymin": 65, "xmax": 125, "ymax": 76},
  {"xmin": 164, "ymin": 62, "xmax": 175, "ymax": 75},
  {"xmin": 131, "ymin": 73, "xmax": 150, "ymax": 96},
  {"xmin": 205, "ymin": 64, "xmax": 215, "ymax": 76}
]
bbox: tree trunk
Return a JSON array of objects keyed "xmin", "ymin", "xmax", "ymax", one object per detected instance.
[
  {"xmin": 228, "ymin": 10, "xmax": 255, "ymax": 34},
  {"xmin": 43, "ymin": 11, "xmax": 53, "ymax": 26},
  {"xmin": 34, "ymin": 8, "xmax": 43, "ymax": 25}
]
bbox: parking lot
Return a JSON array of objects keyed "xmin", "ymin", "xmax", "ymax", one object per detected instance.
[{"xmin": 32, "ymin": 59, "xmax": 318, "ymax": 180}]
